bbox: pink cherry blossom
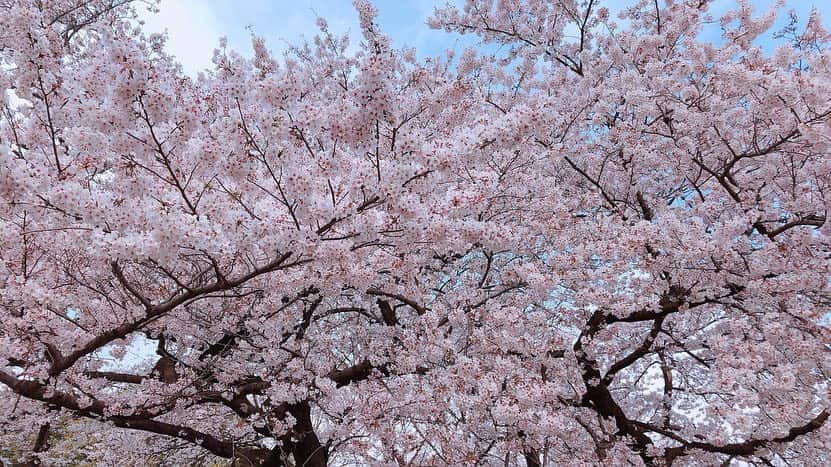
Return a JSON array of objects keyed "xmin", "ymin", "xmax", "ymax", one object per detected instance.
[{"xmin": 1, "ymin": 0, "xmax": 830, "ymax": 465}]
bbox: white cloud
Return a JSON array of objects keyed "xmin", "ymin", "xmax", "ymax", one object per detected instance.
[
  {"xmin": 134, "ymin": 0, "xmax": 830, "ymax": 77},
  {"xmin": 137, "ymin": 0, "xmax": 224, "ymax": 75}
]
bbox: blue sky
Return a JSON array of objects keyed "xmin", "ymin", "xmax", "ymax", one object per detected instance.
[{"xmin": 138, "ymin": 0, "xmax": 831, "ymax": 76}]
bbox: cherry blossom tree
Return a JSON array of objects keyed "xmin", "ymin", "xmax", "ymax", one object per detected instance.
[{"xmin": 2, "ymin": 0, "xmax": 830, "ymax": 465}]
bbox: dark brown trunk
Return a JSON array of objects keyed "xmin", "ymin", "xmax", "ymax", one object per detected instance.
[
  {"xmin": 287, "ymin": 402, "xmax": 327, "ymax": 467},
  {"xmin": 33, "ymin": 423, "xmax": 50, "ymax": 452},
  {"xmin": 262, "ymin": 401, "xmax": 327, "ymax": 467},
  {"xmin": 523, "ymin": 448, "xmax": 541, "ymax": 467}
]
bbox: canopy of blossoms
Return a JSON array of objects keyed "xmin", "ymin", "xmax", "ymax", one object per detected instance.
[{"xmin": 1, "ymin": 0, "xmax": 830, "ymax": 465}]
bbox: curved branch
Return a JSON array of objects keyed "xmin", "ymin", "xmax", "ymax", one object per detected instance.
[
  {"xmin": 0, "ymin": 369, "xmax": 260, "ymax": 460},
  {"xmin": 49, "ymin": 252, "xmax": 308, "ymax": 376},
  {"xmin": 663, "ymin": 410, "xmax": 829, "ymax": 462}
]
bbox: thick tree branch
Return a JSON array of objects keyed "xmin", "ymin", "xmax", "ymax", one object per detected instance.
[
  {"xmin": 49, "ymin": 252, "xmax": 307, "ymax": 376},
  {"xmin": 0, "ymin": 369, "xmax": 259, "ymax": 460},
  {"xmin": 662, "ymin": 410, "xmax": 829, "ymax": 462}
]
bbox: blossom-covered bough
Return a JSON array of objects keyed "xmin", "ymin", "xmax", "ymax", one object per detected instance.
[{"xmin": 1, "ymin": 0, "xmax": 830, "ymax": 465}]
